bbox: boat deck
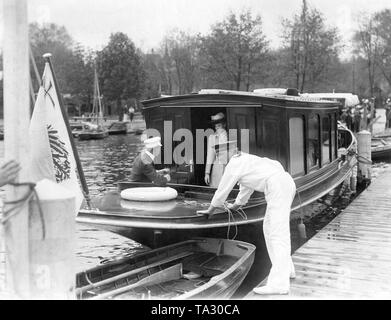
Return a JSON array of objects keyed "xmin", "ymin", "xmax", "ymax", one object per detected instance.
[{"xmin": 246, "ymin": 165, "xmax": 391, "ymax": 299}]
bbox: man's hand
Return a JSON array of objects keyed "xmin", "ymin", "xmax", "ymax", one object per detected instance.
[
  {"xmin": 0, "ymin": 160, "xmax": 21, "ymax": 187},
  {"xmin": 196, "ymin": 205, "xmax": 217, "ymax": 217},
  {"xmin": 226, "ymin": 202, "xmax": 241, "ymax": 211},
  {"xmin": 204, "ymin": 174, "xmax": 210, "ymax": 185}
]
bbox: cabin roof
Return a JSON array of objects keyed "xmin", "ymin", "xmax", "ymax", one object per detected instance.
[
  {"xmin": 300, "ymin": 93, "xmax": 360, "ymax": 107},
  {"xmin": 141, "ymin": 90, "xmax": 341, "ymax": 111}
]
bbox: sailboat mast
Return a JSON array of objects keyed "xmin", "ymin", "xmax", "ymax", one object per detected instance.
[
  {"xmin": 95, "ymin": 68, "xmax": 103, "ymax": 124},
  {"xmin": 92, "ymin": 66, "xmax": 98, "ymax": 125}
]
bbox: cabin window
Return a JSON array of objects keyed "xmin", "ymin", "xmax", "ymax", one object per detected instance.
[
  {"xmin": 331, "ymin": 114, "xmax": 336, "ymax": 160},
  {"xmin": 322, "ymin": 116, "xmax": 331, "ymax": 165},
  {"xmin": 308, "ymin": 114, "xmax": 320, "ymax": 170},
  {"xmin": 289, "ymin": 117, "xmax": 305, "ymax": 176}
]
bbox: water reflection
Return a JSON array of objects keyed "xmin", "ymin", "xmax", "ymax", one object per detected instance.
[{"xmin": 76, "ymin": 134, "xmax": 144, "ymax": 196}]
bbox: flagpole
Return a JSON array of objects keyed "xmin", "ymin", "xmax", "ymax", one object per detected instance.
[
  {"xmin": 2, "ymin": 0, "xmax": 31, "ymax": 298},
  {"xmin": 42, "ymin": 53, "xmax": 92, "ymax": 209}
]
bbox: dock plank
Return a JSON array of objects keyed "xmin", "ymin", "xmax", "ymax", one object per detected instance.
[{"xmin": 246, "ymin": 165, "xmax": 391, "ymax": 299}]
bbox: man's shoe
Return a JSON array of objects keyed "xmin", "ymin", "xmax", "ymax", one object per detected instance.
[
  {"xmin": 252, "ymin": 286, "xmax": 289, "ymax": 295},
  {"xmin": 290, "ymin": 271, "xmax": 296, "ymax": 279}
]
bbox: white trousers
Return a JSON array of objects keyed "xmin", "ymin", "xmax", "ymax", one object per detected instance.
[{"xmin": 263, "ymin": 171, "xmax": 296, "ymax": 290}]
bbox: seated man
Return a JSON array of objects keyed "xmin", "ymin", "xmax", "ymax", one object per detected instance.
[{"xmin": 130, "ymin": 136, "xmax": 170, "ymax": 186}]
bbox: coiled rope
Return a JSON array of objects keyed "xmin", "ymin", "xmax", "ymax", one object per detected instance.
[
  {"xmin": 223, "ymin": 202, "xmax": 248, "ymax": 240},
  {"xmin": 347, "ymin": 149, "xmax": 372, "ymax": 165},
  {"xmin": 1, "ymin": 182, "xmax": 46, "ymax": 240}
]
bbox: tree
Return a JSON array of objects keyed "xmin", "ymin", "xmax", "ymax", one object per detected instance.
[
  {"xmin": 29, "ymin": 23, "xmax": 75, "ymax": 92},
  {"xmin": 282, "ymin": 0, "xmax": 340, "ymax": 92},
  {"xmin": 0, "ymin": 52, "xmax": 3, "ymax": 117},
  {"xmin": 162, "ymin": 30, "xmax": 202, "ymax": 94},
  {"xmin": 200, "ymin": 9, "xmax": 269, "ymax": 91},
  {"xmin": 353, "ymin": 14, "xmax": 380, "ymax": 97},
  {"xmin": 29, "ymin": 23, "xmax": 94, "ymax": 110},
  {"xmin": 373, "ymin": 9, "xmax": 391, "ymax": 90},
  {"xmin": 96, "ymin": 32, "xmax": 145, "ymax": 111},
  {"xmin": 142, "ymin": 50, "xmax": 164, "ymax": 99}
]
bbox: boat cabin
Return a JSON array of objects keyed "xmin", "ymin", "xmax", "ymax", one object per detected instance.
[{"xmin": 141, "ymin": 90, "xmax": 340, "ymax": 186}]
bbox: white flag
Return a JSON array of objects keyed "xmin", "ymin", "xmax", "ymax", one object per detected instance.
[{"xmin": 29, "ymin": 62, "xmax": 84, "ymax": 214}]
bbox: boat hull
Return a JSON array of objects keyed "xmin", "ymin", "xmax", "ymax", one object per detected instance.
[
  {"xmin": 108, "ymin": 129, "xmax": 127, "ymax": 135},
  {"xmin": 77, "ymin": 154, "xmax": 356, "ymax": 248},
  {"xmin": 78, "ymin": 130, "xmax": 109, "ymax": 140},
  {"xmin": 108, "ymin": 121, "xmax": 129, "ymax": 135},
  {"xmin": 372, "ymin": 142, "xmax": 391, "ymax": 160}
]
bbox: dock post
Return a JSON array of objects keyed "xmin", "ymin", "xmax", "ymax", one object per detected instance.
[
  {"xmin": 2, "ymin": 0, "xmax": 31, "ymax": 298},
  {"xmin": 29, "ymin": 179, "xmax": 76, "ymax": 299},
  {"xmin": 356, "ymin": 130, "xmax": 372, "ymax": 184}
]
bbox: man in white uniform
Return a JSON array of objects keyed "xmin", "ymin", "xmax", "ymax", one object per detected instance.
[{"xmin": 197, "ymin": 141, "xmax": 296, "ymax": 295}]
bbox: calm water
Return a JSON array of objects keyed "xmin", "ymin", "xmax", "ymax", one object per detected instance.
[{"xmin": 75, "ymin": 134, "xmax": 144, "ymax": 197}]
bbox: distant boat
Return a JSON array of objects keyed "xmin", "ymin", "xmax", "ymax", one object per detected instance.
[
  {"xmin": 108, "ymin": 121, "xmax": 128, "ymax": 135},
  {"xmin": 78, "ymin": 67, "xmax": 108, "ymax": 140},
  {"xmin": 374, "ymin": 131, "xmax": 391, "ymax": 139},
  {"xmin": 78, "ymin": 127, "xmax": 109, "ymax": 140},
  {"xmin": 134, "ymin": 128, "xmax": 144, "ymax": 135},
  {"xmin": 75, "ymin": 237, "xmax": 255, "ymax": 300},
  {"xmin": 69, "ymin": 122, "xmax": 84, "ymax": 138},
  {"xmin": 372, "ymin": 137, "xmax": 391, "ymax": 160}
]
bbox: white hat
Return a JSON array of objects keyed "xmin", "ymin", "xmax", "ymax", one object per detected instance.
[
  {"xmin": 144, "ymin": 136, "xmax": 162, "ymax": 149},
  {"xmin": 210, "ymin": 112, "xmax": 226, "ymax": 124}
]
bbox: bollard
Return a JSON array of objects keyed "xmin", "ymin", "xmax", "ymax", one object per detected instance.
[
  {"xmin": 28, "ymin": 179, "xmax": 76, "ymax": 299},
  {"xmin": 356, "ymin": 130, "xmax": 372, "ymax": 183},
  {"xmin": 297, "ymin": 218, "xmax": 307, "ymax": 240},
  {"xmin": 350, "ymin": 165, "xmax": 357, "ymax": 194}
]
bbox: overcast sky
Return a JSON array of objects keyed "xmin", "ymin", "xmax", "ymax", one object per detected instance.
[{"xmin": 1, "ymin": 0, "xmax": 391, "ymax": 58}]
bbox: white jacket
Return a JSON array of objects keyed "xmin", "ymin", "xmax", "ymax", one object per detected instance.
[{"xmin": 210, "ymin": 152, "xmax": 285, "ymax": 207}]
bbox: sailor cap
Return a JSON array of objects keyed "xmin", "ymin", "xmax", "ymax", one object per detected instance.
[{"xmin": 144, "ymin": 136, "xmax": 162, "ymax": 149}]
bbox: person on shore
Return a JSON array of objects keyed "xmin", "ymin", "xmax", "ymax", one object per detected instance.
[
  {"xmin": 346, "ymin": 107, "xmax": 354, "ymax": 131},
  {"xmin": 340, "ymin": 108, "xmax": 348, "ymax": 126},
  {"xmin": 385, "ymin": 98, "xmax": 391, "ymax": 129},
  {"xmin": 129, "ymin": 137, "xmax": 170, "ymax": 186},
  {"xmin": 353, "ymin": 106, "xmax": 362, "ymax": 132},
  {"xmin": 0, "ymin": 159, "xmax": 21, "ymax": 187},
  {"xmin": 129, "ymin": 106, "xmax": 135, "ymax": 123},
  {"xmin": 196, "ymin": 141, "xmax": 297, "ymax": 295},
  {"xmin": 204, "ymin": 112, "xmax": 228, "ymax": 188}
]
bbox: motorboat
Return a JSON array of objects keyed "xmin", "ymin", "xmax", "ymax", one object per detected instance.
[{"xmin": 77, "ymin": 89, "xmax": 357, "ymax": 248}]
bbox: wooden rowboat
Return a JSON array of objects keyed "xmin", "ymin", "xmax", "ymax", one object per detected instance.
[{"xmin": 76, "ymin": 237, "xmax": 255, "ymax": 300}]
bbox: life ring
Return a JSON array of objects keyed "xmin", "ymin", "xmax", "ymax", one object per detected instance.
[
  {"xmin": 120, "ymin": 199, "xmax": 177, "ymax": 212},
  {"xmin": 120, "ymin": 187, "xmax": 178, "ymax": 202}
]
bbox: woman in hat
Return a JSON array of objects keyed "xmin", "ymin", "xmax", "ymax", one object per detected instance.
[{"xmin": 205, "ymin": 112, "xmax": 228, "ymax": 188}]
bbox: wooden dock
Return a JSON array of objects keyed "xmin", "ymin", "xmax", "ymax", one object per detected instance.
[{"xmin": 246, "ymin": 165, "xmax": 391, "ymax": 299}]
